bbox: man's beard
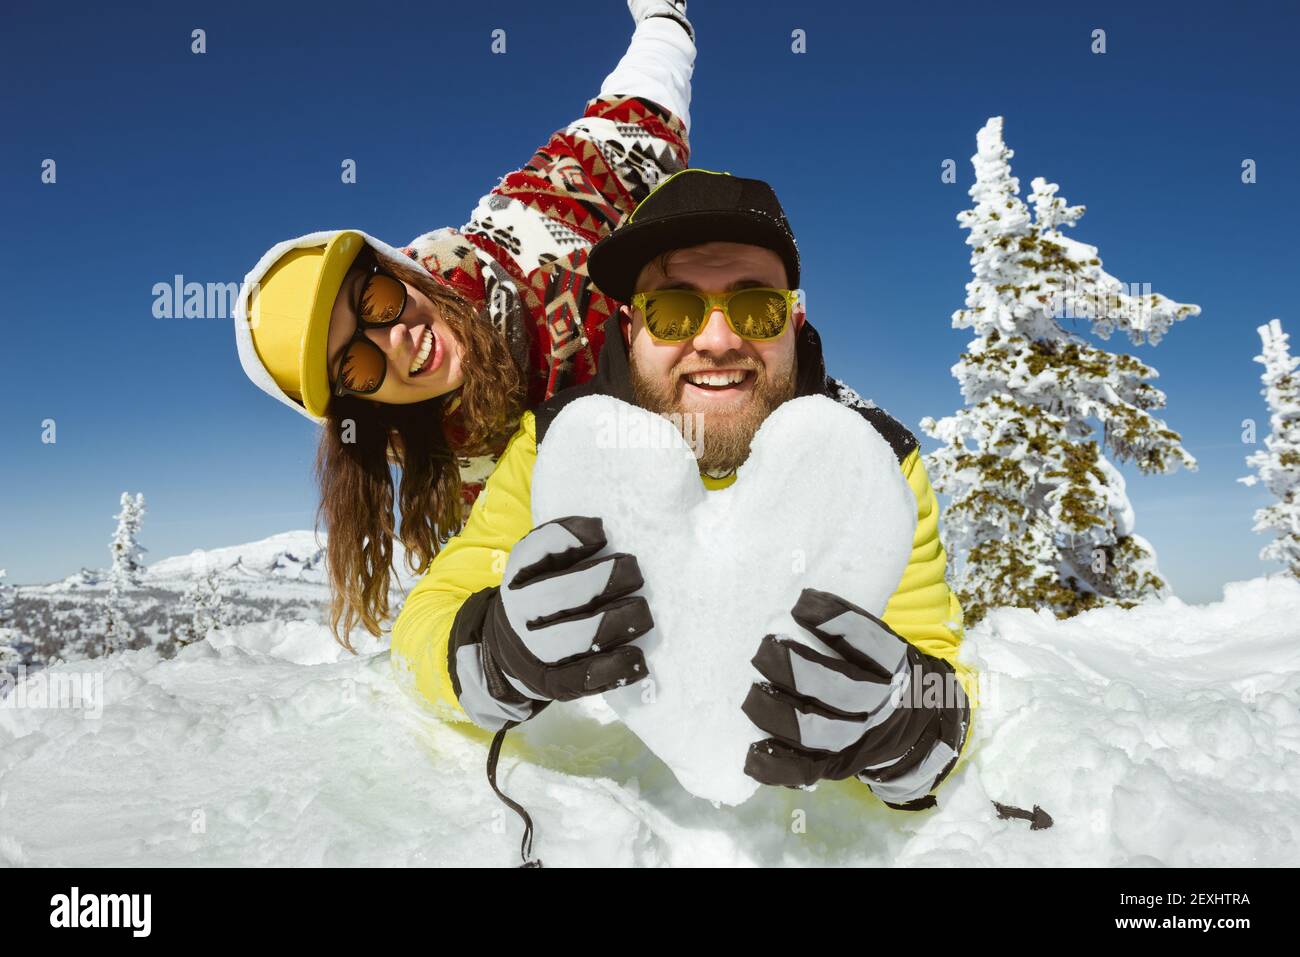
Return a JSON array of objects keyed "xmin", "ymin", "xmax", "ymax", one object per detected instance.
[{"xmin": 629, "ymin": 349, "xmax": 798, "ymax": 474}]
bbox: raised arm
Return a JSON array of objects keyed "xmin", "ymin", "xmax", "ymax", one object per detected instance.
[
  {"xmin": 452, "ymin": 3, "xmax": 695, "ymax": 277},
  {"xmin": 601, "ymin": 1, "xmax": 696, "ymax": 132}
]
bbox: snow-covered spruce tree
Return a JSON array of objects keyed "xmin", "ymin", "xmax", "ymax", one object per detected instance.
[
  {"xmin": 97, "ymin": 589, "xmax": 133, "ymax": 656},
  {"xmin": 100, "ymin": 492, "xmax": 147, "ymax": 655},
  {"xmin": 109, "ymin": 492, "xmax": 147, "ymax": 590},
  {"xmin": 1239, "ymin": 319, "xmax": 1300, "ymax": 577},
  {"xmin": 0, "ymin": 569, "xmax": 13, "ymax": 624},
  {"xmin": 0, "ymin": 569, "xmax": 20, "ymax": 669},
  {"xmin": 179, "ymin": 570, "xmax": 228, "ymax": 645},
  {"xmin": 921, "ymin": 117, "xmax": 1199, "ymax": 625}
]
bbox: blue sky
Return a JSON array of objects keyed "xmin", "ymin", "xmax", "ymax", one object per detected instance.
[{"xmin": 1, "ymin": 0, "xmax": 1296, "ymax": 602}]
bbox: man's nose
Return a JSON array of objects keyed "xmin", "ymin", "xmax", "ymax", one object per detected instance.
[{"xmin": 691, "ymin": 306, "xmax": 743, "ymax": 353}]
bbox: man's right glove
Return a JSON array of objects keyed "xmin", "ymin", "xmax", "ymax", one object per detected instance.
[{"xmin": 448, "ymin": 516, "xmax": 654, "ymax": 730}]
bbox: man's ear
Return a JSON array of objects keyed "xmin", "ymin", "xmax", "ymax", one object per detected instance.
[
  {"xmin": 793, "ymin": 295, "xmax": 806, "ymax": 331},
  {"xmin": 619, "ymin": 304, "xmax": 633, "ymax": 347}
]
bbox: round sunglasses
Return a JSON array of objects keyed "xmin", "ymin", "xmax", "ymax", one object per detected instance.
[{"xmin": 331, "ymin": 257, "xmax": 410, "ymax": 399}]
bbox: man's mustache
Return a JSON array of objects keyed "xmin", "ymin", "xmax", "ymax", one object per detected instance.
[{"xmin": 672, "ymin": 354, "xmax": 762, "ymax": 380}]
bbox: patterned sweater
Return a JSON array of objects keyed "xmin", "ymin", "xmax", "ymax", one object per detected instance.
[{"xmin": 401, "ymin": 95, "xmax": 690, "ymax": 500}]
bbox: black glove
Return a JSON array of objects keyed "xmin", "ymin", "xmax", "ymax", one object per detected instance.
[
  {"xmin": 448, "ymin": 516, "xmax": 653, "ymax": 730},
  {"xmin": 742, "ymin": 588, "xmax": 970, "ymax": 809}
]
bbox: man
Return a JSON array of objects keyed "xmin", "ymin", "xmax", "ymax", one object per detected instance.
[{"xmin": 392, "ymin": 169, "xmax": 977, "ymax": 825}]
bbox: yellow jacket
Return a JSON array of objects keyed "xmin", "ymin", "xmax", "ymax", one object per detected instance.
[{"xmin": 392, "ymin": 407, "xmax": 980, "ymax": 806}]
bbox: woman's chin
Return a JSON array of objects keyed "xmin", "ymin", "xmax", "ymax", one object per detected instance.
[
  {"xmin": 419, "ymin": 364, "xmax": 465, "ymax": 403},
  {"xmin": 413, "ymin": 380, "xmax": 459, "ymax": 403},
  {"xmin": 367, "ymin": 378, "xmax": 455, "ymax": 406},
  {"xmin": 401, "ymin": 356, "xmax": 464, "ymax": 403}
]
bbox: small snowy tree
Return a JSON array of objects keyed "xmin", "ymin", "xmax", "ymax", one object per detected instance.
[
  {"xmin": 0, "ymin": 569, "xmax": 13, "ymax": 624},
  {"xmin": 0, "ymin": 569, "xmax": 20, "ymax": 668},
  {"xmin": 98, "ymin": 492, "xmax": 148, "ymax": 656},
  {"xmin": 109, "ymin": 492, "xmax": 147, "ymax": 591},
  {"xmin": 922, "ymin": 117, "xmax": 1200, "ymax": 624},
  {"xmin": 96, "ymin": 589, "xmax": 132, "ymax": 656},
  {"xmin": 179, "ymin": 570, "xmax": 229, "ymax": 645},
  {"xmin": 1239, "ymin": 319, "xmax": 1300, "ymax": 577}
]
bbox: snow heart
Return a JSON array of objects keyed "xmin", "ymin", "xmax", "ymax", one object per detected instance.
[{"xmin": 532, "ymin": 395, "xmax": 917, "ymax": 805}]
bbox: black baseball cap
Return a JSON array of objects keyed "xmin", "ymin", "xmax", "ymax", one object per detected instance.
[{"xmin": 587, "ymin": 169, "xmax": 801, "ymax": 303}]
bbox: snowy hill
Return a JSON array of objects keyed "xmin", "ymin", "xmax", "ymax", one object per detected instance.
[
  {"xmin": 145, "ymin": 530, "xmax": 328, "ymax": 585},
  {"xmin": 1, "ymin": 565, "xmax": 1297, "ymax": 867},
  {"xmin": 0, "ymin": 531, "xmax": 422, "ymax": 666},
  {"xmin": 38, "ymin": 530, "xmax": 334, "ymax": 597},
  {"xmin": 23, "ymin": 532, "xmax": 320, "ymax": 593}
]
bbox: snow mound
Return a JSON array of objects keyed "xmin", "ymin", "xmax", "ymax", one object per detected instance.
[
  {"xmin": 963, "ymin": 575, "xmax": 1300, "ymax": 866},
  {"xmin": 206, "ymin": 620, "xmax": 387, "ymax": 664},
  {"xmin": 1, "ymin": 576, "xmax": 1297, "ymax": 866}
]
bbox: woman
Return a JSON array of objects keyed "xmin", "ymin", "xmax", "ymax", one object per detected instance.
[{"xmin": 234, "ymin": 1, "xmax": 694, "ymax": 646}]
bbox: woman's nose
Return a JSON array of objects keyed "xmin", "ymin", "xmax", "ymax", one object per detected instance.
[{"xmin": 371, "ymin": 321, "xmax": 416, "ymax": 357}]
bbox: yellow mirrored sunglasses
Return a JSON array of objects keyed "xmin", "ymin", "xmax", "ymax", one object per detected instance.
[{"xmin": 630, "ymin": 287, "xmax": 803, "ymax": 343}]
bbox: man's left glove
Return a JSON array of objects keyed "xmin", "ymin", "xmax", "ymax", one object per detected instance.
[{"xmin": 742, "ymin": 588, "xmax": 971, "ymax": 809}]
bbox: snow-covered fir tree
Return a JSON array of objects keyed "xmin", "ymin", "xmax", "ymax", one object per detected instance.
[
  {"xmin": 97, "ymin": 590, "xmax": 134, "ymax": 656},
  {"xmin": 1239, "ymin": 319, "xmax": 1300, "ymax": 577},
  {"xmin": 109, "ymin": 492, "xmax": 147, "ymax": 591},
  {"xmin": 0, "ymin": 569, "xmax": 20, "ymax": 668},
  {"xmin": 0, "ymin": 569, "xmax": 13, "ymax": 624},
  {"xmin": 921, "ymin": 117, "xmax": 1200, "ymax": 624},
  {"xmin": 99, "ymin": 492, "xmax": 147, "ymax": 655},
  {"xmin": 179, "ymin": 570, "xmax": 229, "ymax": 645}
]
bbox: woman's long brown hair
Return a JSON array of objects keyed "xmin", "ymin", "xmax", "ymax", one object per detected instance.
[{"xmin": 316, "ymin": 255, "xmax": 524, "ymax": 650}]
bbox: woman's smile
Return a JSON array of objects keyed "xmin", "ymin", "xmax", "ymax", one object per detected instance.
[{"xmin": 408, "ymin": 326, "xmax": 444, "ymax": 378}]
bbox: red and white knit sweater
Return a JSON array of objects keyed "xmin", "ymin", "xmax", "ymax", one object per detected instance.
[{"xmin": 401, "ymin": 20, "xmax": 694, "ymax": 503}]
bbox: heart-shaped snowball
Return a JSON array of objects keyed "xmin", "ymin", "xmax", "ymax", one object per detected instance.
[{"xmin": 532, "ymin": 395, "xmax": 917, "ymax": 804}]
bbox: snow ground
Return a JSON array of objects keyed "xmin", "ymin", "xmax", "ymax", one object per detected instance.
[{"xmin": 1, "ymin": 575, "xmax": 1297, "ymax": 867}]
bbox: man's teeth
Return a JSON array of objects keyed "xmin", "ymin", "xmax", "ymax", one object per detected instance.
[
  {"xmin": 409, "ymin": 329, "xmax": 434, "ymax": 375},
  {"xmin": 685, "ymin": 370, "xmax": 747, "ymax": 387}
]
